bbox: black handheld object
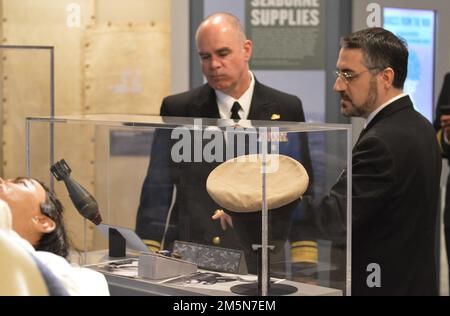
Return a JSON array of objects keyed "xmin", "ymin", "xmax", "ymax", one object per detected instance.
[{"xmin": 51, "ymin": 159, "xmax": 102, "ymax": 225}]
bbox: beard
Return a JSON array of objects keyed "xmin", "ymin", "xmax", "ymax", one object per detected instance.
[{"xmin": 340, "ymin": 77, "xmax": 378, "ymax": 118}]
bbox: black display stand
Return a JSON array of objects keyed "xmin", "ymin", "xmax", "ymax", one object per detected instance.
[
  {"xmin": 109, "ymin": 227, "xmax": 126, "ymax": 257},
  {"xmin": 230, "ymin": 245, "xmax": 297, "ymax": 295}
]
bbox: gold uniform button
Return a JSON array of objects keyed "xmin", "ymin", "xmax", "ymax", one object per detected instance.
[{"xmin": 212, "ymin": 236, "xmax": 221, "ymax": 245}]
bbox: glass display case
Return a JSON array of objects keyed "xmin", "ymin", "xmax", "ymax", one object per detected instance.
[{"xmin": 26, "ymin": 114, "xmax": 352, "ymax": 296}]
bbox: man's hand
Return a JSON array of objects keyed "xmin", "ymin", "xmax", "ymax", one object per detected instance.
[
  {"xmin": 211, "ymin": 209, "xmax": 233, "ymax": 231},
  {"xmin": 441, "ymin": 115, "xmax": 450, "ymax": 141}
]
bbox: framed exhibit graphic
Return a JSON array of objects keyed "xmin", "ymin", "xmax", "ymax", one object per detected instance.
[{"xmin": 384, "ymin": 7, "xmax": 436, "ymax": 122}]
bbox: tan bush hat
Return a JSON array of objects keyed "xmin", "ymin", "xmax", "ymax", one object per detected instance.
[{"xmin": 206, "ymin": 154, "xmax": 309, "ymax": 213}]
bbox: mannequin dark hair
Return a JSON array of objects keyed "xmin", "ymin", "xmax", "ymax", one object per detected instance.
[{"xmin": 35, "ymin": 180, "xmax": 69, "ymax": 258}]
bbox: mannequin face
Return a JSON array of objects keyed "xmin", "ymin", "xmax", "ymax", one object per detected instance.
[{"xmin": 0, "ymin": 177, "xmax": 54, "ymax": 245}]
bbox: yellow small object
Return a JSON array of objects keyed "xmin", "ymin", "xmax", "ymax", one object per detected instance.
[
  {"xmin": 291, "ymin": 240, "xmax": 318, "ymax": 264},
  {"xmin": 437, "ymin": 129, "xmax": 444, "ymax": 154},
  {"xmin": 212, "ymin": 236, "xmax": 221, "ymax": 245},
  {"xmin": 271, "ymin": 114, "xmax": 281, "ymax": 120},
  {"xmin": 142, "ymin": 239, "xmax": 161, "ymax": 252}
]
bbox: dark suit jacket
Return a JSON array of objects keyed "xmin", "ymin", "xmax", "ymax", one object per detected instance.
[
  {"xmin": 433, "ymin": 73, "xmax": 450, "ymax": 266},
  {"xmin": 307, "ymin": 95, "xmax": 441, "ymax": 295},
  {"xmin": 434, "ymin": 73, "xmax": 450, "ymax": 155},
  {"xmin": 135, "ymin": 80, "xmax": 313, "ymax": 257}
]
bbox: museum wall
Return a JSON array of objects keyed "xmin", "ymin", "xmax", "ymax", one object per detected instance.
[{"xmin": 0, "ymin": 0, "xmax": 172, "ymax": 251}]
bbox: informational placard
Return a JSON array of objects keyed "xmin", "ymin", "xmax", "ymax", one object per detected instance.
[
  {"xmin": 246, "ymin": 0, "xmax": 325, "ymax": 70},
  {"xmin": 384, "ymin": 8, "xmax": 436, "ymax": 122}
]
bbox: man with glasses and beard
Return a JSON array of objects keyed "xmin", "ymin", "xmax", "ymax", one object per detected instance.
[{"xmin": 303, "ymin": 27, "xmax": 441, "ymax": 295}]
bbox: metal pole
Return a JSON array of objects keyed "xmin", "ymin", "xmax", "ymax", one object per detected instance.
[
  {"xmin": 260, "ymin": 128, "xmax": 268, "ymax": 296},
  {"xmin": 25, "ymin": 119, "xmax": 30, "ymax": 177},
  {"xmin": 50, "ymin": 47, "xmax": 55, "ymax": 189},
  {"xmin": 346, "ymin": 125, "xmax": 352, "ymax": 296}
]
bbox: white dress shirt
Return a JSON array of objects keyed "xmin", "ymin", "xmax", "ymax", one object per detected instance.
[
  {"xmin": 365, "ymin": 93, "xmax": 407, "ymax": 128},
  {"xmin": 215, "ymin": 72, "xmax": 255, "ymax": 120}
]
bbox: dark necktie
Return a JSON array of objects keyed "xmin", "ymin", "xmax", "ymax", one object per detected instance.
[{"xmin": 230, "ymin": 101, "xmax": 242, "ymax": 120}]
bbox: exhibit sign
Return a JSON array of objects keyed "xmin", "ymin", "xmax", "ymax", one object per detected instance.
[
  {"xmin": 384, "ymin": 7, "xmax": 436, "ymax": 122},
  {"xmin": 246, "ymin": 0, "xmax": 325, "ymax": 70}
]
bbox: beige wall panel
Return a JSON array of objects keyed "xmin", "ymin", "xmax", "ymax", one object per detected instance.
[
  {"xmin": 95, "ymin": 0, "xmax": 170, "ymax": 24},
  {"xmin": 2, "ymin": 0, "xmax": 94, "ymax": 115},
  {"xmin": 86, "ymin": 2, "xmax": 171, "ymax": 247},
  {"xmin": 2, "ymin": 50, "xmax": 50, "ymax": 178},
  {"xmin": 84, "ymin": 23, "xmax": 170, "ymax": 115},
  {"xmin": 91, "ymin": 156, "xmax": 149, "ymax": 251},
  {"xmin": 108, "ymin": 156, "xmax": 148, "ymax": 227},
  {"xmin": 1, "ymin": 0, "xmax": 173, "ymax": 254},
  {"xmin": 92, "ymin": 132, "xmax": 149, "ymax": 251},
  {"xmin": 0, "ymin": 2, "xmax": 3, "ymax": 175},
  {"xmin": 1, "ymin": 0, "xmax": 96, "ymax": 250}
]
